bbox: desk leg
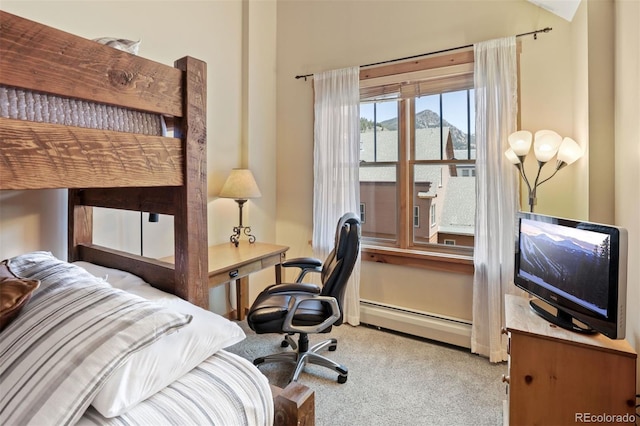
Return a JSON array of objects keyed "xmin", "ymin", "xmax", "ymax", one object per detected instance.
[
  {"xmin": 236, "ymin": 277, "xmax": 249, "ymax": 321},
  {"xmin": 275, "ymin": 263, "xmax": 282, "ymax": 284},
  {"xmin": 236, "ymin": 259, "xmax": 284, "ymax": 321}
]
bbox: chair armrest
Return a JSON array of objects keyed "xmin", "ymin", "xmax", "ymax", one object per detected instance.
[
  {"xmin": 281, "ymin": 294, "xmax": 340, "ymax": 334},
  {"xmin": 266, "ymin": 282, "xmax": 321, "ymax": 294},
  {"xmin": 283, "ymin": 257, "xmax": 323, "ymax": 283},
  {"xmin": 283, "ymin": 257, "xmax": 323, "ymax": 269}
]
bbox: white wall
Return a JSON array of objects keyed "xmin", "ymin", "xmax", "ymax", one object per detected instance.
[
  {"xmin": 0, "ymin": 190, "xmax": 67, "ymax": 260},
  {"xmin": 614, "ymin": 0, "xmax": 640, "ymax": 393}
]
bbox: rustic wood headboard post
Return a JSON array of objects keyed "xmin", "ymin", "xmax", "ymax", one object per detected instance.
[
  {"xmin": 173, "ymin": 56, "xmax": 209, "ymax": 309},
  {"xmin": 68, "ymin": 190, "xmax": 93, "ymax": 262}
]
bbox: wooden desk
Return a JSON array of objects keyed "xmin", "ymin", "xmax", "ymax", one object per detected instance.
[{"xmin": 207, "ymin": 242, "xmax": 289, "ymax": 320}]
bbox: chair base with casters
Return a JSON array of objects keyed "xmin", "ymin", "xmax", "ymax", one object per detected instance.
[
  {"xmin": 253, "ymin": 332, "xmax": 348, "ymax": 384},
  {"xmin": 247, "ymin": 213, "xmax": 361, "ymax": 385}
]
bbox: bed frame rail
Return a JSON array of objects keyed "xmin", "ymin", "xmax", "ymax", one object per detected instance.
[
  {"xmin": 70, "ymin": 187, "xmax": 181, "ymax": 216},
  {"xmin": 75, "ymin": 244, "xmax": 176, "ymax": 294},
  {"xmin": 1, "ymin": 118, "xmax": 183, "ymax": 190}
]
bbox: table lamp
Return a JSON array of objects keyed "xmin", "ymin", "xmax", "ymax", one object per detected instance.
[{"xmin": 219, "ymin": 168, "xmax": 262, "ymax": 247}]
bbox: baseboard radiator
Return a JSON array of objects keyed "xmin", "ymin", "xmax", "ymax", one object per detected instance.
[{"xmin": 359, "ymin": 299, "xmax": 472, "ymax": 349}]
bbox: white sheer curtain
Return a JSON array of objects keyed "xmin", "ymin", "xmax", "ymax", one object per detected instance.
[
  {"xmin": 312, "ymin": 66, "xmax": 361, "ymax": 326},
  {"xmin": 471, "ymin": 37, "xmax": 520, "ymax": 362}
]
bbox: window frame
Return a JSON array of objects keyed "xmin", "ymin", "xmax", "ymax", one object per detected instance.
[{"xmin": 359, "ymin": 49, "xmax": 477, "ymax": 273}]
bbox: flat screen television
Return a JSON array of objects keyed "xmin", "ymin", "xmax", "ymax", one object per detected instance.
[{"xmin": 514, "ymin": 212, "xmax": 628, "ymax": 339}]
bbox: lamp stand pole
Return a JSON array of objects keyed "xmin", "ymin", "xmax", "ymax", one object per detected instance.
[{"xmin": 230, "ymin": 199, "xmax": 257, "ymax": 247}]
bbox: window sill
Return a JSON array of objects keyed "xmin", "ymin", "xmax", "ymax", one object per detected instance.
[{"xmin": 361, "ymin": 244, "xmax": 474, "ymax": 275}]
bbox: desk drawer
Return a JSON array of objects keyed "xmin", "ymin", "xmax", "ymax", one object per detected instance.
[
  {"xmin": 233, "ymin": 261, "xmax": 264, "ymax": 279},
  {"xmin": 208, "ymin": 259, "xmax": 264, "ymax": 288}
]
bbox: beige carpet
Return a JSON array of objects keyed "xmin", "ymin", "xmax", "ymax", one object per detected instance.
[{"xmin": 227, "ymin": 321, "xmax": 507, "ymax": 426}]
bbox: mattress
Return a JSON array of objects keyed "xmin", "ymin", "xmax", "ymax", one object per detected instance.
[{"xmin": 0, "ymin": 85, "xmax": 164, "ymax": 135}]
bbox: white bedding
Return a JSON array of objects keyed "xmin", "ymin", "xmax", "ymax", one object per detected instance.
[
  {"xmin": 77, "ymin": 261, "xmax": 275, "ymax": 426},
  {"xmin": 0, "ymin": 252, "xmax": 273, "ymax": 426},
  {"xmin": 77, "ymin": 349, "xmax": 273, "ymax": 426},
  {"xmin": 75, "ymin": 262, "xmax": 248, "ymax": 418}
]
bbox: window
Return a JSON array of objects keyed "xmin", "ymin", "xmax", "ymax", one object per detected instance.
[
  {"xmin": 430, "ymin": 204, "xmax": 436, "ymax": 227},
  {"xmin": 359, "ymin": 51, "xmax": 475, "ymax": 257}
]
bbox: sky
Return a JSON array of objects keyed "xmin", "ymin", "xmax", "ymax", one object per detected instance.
[
  {"xmin": 360, "ymin": 90, "xmax": 475, "ymax": 135},
  {"xmin": 522, "ymin": 219, "xmax": 609, "ymax": 246}
]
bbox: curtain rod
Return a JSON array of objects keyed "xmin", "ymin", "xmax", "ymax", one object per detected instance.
[{"xmin": 294, "ymin": 27, "xmax": 552, "ymax": 81}]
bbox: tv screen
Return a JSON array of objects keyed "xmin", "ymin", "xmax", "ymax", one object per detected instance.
[{"xmin": 514, "ymin": 212, "xmax": 628, "ymax": 339}]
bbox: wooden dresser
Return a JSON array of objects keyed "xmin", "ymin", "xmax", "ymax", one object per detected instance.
[{"xmin": 503, "ymin": 294, "xmax": 637, "ymax": 425}]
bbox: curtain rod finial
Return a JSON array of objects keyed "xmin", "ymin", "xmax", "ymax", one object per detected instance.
[{"xmin": 534, "ymin": 27, "xmax": 552, "ymax": 40}]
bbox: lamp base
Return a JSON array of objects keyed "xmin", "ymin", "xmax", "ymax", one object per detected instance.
[
  {"xmin": 229, "ymin": 199, "xmax": 257, "ymax": 247},
  {"xmin": 230, "ymin": 226, "xmax": 257, "ymax": 247}
]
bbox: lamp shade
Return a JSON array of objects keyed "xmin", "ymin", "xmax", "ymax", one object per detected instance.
[
  {"xmin": 557, "ymin": 137, "xmax": 583, "ymax": 166},
  {"xmin": 533, "ymin": 130, "xmax": 562, "ymax": 163},
  {"xmin": 219, "ymin": 169, "xmax": 262, "ymax": 199},
  {"xmin": 508, "ymin": 130, "xmax": 533, "ymax": 156},
  {"xmin": 504, "ymin": 148, "xmax": 521, "ymax": 165}
]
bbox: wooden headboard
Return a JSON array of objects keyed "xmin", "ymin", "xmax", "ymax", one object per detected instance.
[{"xmin": 0, "ymin": 11, "xmax": 209, "ymax": 309}]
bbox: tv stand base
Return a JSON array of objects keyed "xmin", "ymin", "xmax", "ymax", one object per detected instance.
[{"xmin": 528, "ymin": 298, "xmax": 595, "ymax": 334}]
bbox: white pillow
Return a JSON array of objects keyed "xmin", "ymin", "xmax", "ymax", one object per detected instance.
[
  {"xmin": 1, "ymin": 252, "xmax": 194, "ymax": 426},
  {"xmin": 76, "ymin": 262, "xmax": 246, "ymax": 418}
]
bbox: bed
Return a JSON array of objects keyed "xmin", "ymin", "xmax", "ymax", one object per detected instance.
[{"xmin": 0, "ymin": 10, "xmax": 313, "ymax": 426}]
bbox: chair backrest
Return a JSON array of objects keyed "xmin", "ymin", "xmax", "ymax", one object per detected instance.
[{"xmin": 319, "ymin": 212, "xmax": 361, "ymax": 325}]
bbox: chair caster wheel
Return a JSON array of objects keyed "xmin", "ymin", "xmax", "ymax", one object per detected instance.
[
  {"xmin": 254, "ymin": 357, "xmax": 264, "ymax": 366},
  {"xmin": 337, "ymin": 374, "xmax": 348, "ymax": 384},
  {"xmin": 328, "ymin": 344, "xmax": 337, "ymax": 351}
]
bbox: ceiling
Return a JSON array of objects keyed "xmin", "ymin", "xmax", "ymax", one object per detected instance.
[{"xmin": 527, "ymin": 0, "xmax": 582, "ymax": 21}]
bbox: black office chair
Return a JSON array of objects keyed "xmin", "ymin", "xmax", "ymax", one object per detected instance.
[{"xmin": 246, "ymin": 212, "xmax": 361, "ymax": 384}]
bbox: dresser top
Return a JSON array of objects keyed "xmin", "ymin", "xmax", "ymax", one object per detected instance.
[{"xmin": 505, "ymin": 294, "xmax": 636, "ymax": 357}]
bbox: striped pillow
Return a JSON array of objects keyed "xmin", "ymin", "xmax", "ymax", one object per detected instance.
[{"xmin": 0, "ymin": 252, "xmax": 192, "ymax": 426}]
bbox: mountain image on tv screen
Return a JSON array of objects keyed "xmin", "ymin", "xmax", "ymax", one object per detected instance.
[{"xmin": 519, "ymin": 219, "xmax": 610, "ymax": 317}]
